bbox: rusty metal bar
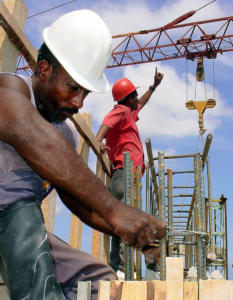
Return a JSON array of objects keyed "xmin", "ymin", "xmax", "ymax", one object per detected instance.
[
  {"xmin": 123, "ymin": 152, "xmax": 133, "ymax": 281},
  {"xmin": 145, "ymin": 138, "xmax": 159, "ymax": 208},
  {"xmin": 167, "ymin": 169, "xmax": 173, "ymax": 257},
  {"xmin": 202, "ymin": 133, "xmax": 213, "ymax": 168},
  {"xmin": 154, "ymin": 154, "xmax": 195, "ymax": 160},
  {"xmin": 158, "ymin": 151, "xmax": 166, "ymax": 280},
  {"xmin": 135, "ymin": 166, "xmax": 142, "ymax": 280}
]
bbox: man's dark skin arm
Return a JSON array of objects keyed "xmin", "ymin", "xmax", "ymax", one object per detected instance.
[
  {"xmin": 0, "ymin": 74, "xmax": 165, "ymax": 247},
  {"xmin": 58, "ymin": 189, "xmax": 115, "ymax": 235},
  {"xmin": 96, "ymin": 67, "xmax": 164, "ymax": 151}
]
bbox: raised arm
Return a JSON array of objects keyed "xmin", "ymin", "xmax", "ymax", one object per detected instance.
[{"xmin": 139, "ymin": 67, "xmax": 164, "ymax": 109}]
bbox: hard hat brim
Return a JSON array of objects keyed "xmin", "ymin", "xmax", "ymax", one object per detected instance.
[{"xmin": 43, "ymin": 27, "xmax": 110, "ymax": 93}]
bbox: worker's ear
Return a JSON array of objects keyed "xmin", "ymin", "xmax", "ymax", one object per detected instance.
[{"xmin": 36, "ymin": 60, "xmax": 53, "ymax": 81}]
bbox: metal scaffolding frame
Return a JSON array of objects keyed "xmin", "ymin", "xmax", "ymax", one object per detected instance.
[{"xmin": 145, "ymin": 134, "xmax": 228, "ymax": 280}]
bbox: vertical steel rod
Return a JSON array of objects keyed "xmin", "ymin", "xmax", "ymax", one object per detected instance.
[
  {"xmin": 206, "ymin": 159, "xmax": 213, "ymax": 252},
  {"xmin": 167, "ymin": 169, "xmax": 173, "ymax": 257},
  {"xmin": 145, "ymin": 138, "xmax": 160, "ymax": 208},
  {"xmin": 123, "ymin": 152, "xmax": 133, "ymax": 280},
  {"xmin": 158, "ymin": 151, "xmax": 166, "ymax": 280},
  {"xmin": 136, "ymin": 166, "xmax": 142, "ymax": 280},
  {"xmin": 195, "ymin": 153, "xmax": 206, "ymax": 280}
]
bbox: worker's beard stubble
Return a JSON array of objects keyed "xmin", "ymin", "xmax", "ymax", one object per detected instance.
[{"xmin": 51, "ymin": 107, "xmax": 79, "ymax": 123}]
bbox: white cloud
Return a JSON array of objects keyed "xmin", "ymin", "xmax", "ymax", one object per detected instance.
[{"xmin": 83, "ymin": 61, "xmax": 232, "ymax": 139}]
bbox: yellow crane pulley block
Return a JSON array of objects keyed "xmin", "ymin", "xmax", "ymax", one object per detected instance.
[{"xmin": 186, "ymin": 99, "xmax": 216, "ymax": 134}]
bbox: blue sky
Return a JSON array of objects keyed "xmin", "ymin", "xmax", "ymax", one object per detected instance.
[{"xmin": 21, "ymin": 0, "xmax": 233, "ymax": 278}]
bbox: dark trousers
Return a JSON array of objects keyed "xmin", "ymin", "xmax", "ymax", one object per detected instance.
[
  {"xmin": 0, "ymin": 198, "xmax": 116, "ymax": 300},
  {"xmin": 109, "ymin": 169, "xmax": 125, "ymax": 272}
]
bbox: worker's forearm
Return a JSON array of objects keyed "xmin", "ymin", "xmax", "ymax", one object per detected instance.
[
  {"xmin": 96, "ymin": 124, "xmax": 109, "ymax": 142},
  {"xmin": 139, "ymin": 88, "xmax": 155, "ymax": 109},
  {"xmin": 58, "ymin": 190, "xmax": 115, "ymax": 235},
  {"xmin": 0, "ymin": 89, "xmax": 120, "ymax": 224}
]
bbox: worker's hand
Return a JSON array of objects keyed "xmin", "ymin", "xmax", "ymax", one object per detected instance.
[
  {"xmin": 153, "ymin": 67, "xmax": 164, "ymax": 88},
  {"xmin": 142, "ymin": 245, "xmax": 160, "ymax": 270},
  {"xmin": 99, "ymin": 142, "xmax": 110, "ymax": 153},
  {"xmin": 110, "ymin": 204, "xmax": 166, "ymax": 249}
]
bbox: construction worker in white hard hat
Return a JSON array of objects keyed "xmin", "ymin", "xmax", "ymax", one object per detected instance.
[{"xmin": 0, "ymin": 9, "xmax": 166, "ymax": 300}]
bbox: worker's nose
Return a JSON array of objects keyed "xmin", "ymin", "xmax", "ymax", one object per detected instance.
[{"xmin": 70, "ymin": 91, "xmax": 87, "ymax": 108}]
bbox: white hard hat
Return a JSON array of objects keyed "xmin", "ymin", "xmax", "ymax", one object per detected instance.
[{"xmin": 42, "ymin": 9, "xmax": 112, "ymax": 93}]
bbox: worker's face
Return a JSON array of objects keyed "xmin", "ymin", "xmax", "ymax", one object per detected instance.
[
  {"xmin": 128, "ymin": 92, "xmax": 139, "ymax": 111},
  {"xmin": 36, "ymin": 61, "xmax": 90, "ymax": 123}
]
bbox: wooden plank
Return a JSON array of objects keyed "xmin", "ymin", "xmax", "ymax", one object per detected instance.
[
  {"xmin": 71, "ymin": 113, "xmax": 112, "ymax": 176},
  {"xmin": 153, "ymin": 281, "xmax": 166, "ymax": 300},
  {"xmin": 110, "ymin": 281, "xmax": 123, "ymax": 300},
  {"xmin": 102, "ymin": 234, "xmax": 110, "ymax": 264},
  {"xmin": 0, "ymin": 0, "xmax": 27, "ymax": 72},
  {"xmin": 166, "ymin": 257, "xmax": 184, "ymax": 300},
  {"xmin": 69, "ymin": 112, "xmax": 92, "ymax": 249},
  {"xmin": 0, "ymin": 0, "xmax": 37, "ymax": 69},
  {"xmin": 98, "ymin": 281, "xmax": 110, "ymax": 300},
  {"xmin": 121, "ymin": 281, "xmax": 147, "ymax": 300},
  {"xmin": 102, "ymin": 176, "xmax": 111, "ymax": 264},
  {"xmin": 77, "ymin": 281, "xmax": 91, "ymax": 300},
  {"xmin": 183, "ymin": 281, "xmax": 198, "ymax": 300},
  {"xmin": 41, "ymin": 188, "xmax": 57, "ymax": 233},
  {"xmin": 92, "ymin": 159, "xmax": 104, "ymax": 259},
  {"xmin": 199, "ymin": 279, "xmax": 233, "ymax": 300}
]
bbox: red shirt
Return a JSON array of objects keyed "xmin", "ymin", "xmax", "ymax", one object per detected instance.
[{"xmin": 102, "ymin": 104, "xmax": 145, "ymax": 175}]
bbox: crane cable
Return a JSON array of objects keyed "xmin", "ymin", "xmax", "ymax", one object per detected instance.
[{"xmin": 26, "ymin": 0, "xmax": 78, "ymax": 20}]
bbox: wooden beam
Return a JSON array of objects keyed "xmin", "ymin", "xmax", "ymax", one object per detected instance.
[
  {"xmin": 71, "ymin": 113, "xmax": 112, "ymax": 176},
  {"xmin": 69, "ymin": 112, "xmax": 92, "ymax": 249},
  {"xmin": 166, "ymin": 257, "xmax": 184, "ymax": 300},
  {"xmin": 199, "ymin": 280, "xmax": 233, "ymax": 300},
  {"xmin": 77, "ymin": 281, "xmax": 91, "ymax": 300},
  {"xmin": 0, "ymin": 0, "xmax": 28, "ymax": 72},
  {"xmin": 91, "ymin": 159, "xmax": 104, "ymax": 259},
  {"xmin": 153, "ymin": 281, "xmax": 166, "ymax": 300},
  {"xmin": 98, "ymin": 281, "xmax": 110, "ymax": 300},
  {"xmin": 0, "ymin": 0, "xmax": 37, "ymax": 69},
  {"xmin": 41, "ymin": 189, "xmax": 57, "ymax": 233},
  {"xmin": 121, "ymin": 281, "xmax": 147, "ymax": 300},
  {"xmin": 184, "ymin": 281, "xmax": 198, "ymax": 300}
]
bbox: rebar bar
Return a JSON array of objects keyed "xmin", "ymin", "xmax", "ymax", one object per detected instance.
[
  {"xmin": 167, "ymin": 169, "xmax": 173, "ymax": 257},
  {"xmin": 145, "ymin": 138, "xmax": 159, "ymax": 208},
  {"xmin": 158, "ymin": 151, "xmax": 166, "ymax": 280},
  {"xmin": 123, "ymin": 152, "xmax": 133, "ymax": 280}
]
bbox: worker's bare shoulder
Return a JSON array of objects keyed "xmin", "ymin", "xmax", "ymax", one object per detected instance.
[{"xmin": 0, "ymin": 73, "xmax": 31, "ymax": 100}]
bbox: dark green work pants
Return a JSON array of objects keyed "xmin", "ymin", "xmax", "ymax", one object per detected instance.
[
  {"xmin": 109, "ymin": 169, "xmax": 125, "ymax": 272},
  {"xmin": 0, "ymin": 199, "xmax": 64, "ymax": 300},
  {"xmin": 0, "ymin": 198, "xmax": 116, "ymax": 300}
]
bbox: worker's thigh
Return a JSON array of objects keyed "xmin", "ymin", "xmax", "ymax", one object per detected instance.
[
  {"xmin": 48, "ymin": 233, "xmax": 117, "ymax": 300},
  {"xmin": 0, "ymin": 199, "xmax": 64, "ymax": 300},
  {"xmin": 109, "ymin": 169, "xmax": 124, "ymax": 201}
]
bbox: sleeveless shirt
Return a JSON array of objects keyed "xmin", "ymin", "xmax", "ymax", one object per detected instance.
[{"xmin": 0, "ymin": 73, "xmax": 79, "ymax": 210}]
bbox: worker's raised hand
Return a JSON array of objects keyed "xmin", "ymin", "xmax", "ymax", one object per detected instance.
[
  {"xmin": 110, "ymin": 204, "xmax": 166, "ymax": 249},
  {"xmin": 153, "ymin": 67, "xmax": 164, "ymax": 87}
]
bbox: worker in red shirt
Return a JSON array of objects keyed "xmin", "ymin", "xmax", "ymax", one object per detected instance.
[{"xmin": 96, "ymin": 67, "xmax": 164, "ymax": 274}]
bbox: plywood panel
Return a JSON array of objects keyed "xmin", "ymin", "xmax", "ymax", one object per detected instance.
[
  {"xmin": 199, "ymin": 280, "xmax": 233, "ymax": 300},
  {"xmin": 69, "ymin": 112, "xmax": 92, "ymax": 249},
  {"xmin": 98, "ymin": 281, "xmax": 110, "ymax": 300},
  {"xmin": 166, "ymin": 257, "xmax": 184, "ymax": 300},
  {"xmin": 153, "ymin": 281, "xmax": 166, "ymax": 300},
  {"xmin": 121, "ymin": 281, "xmax": 147, "ymax": 300},
  {"xmin": 184, "ymin": 281, "xmax": 198, "ymax": 300}
]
